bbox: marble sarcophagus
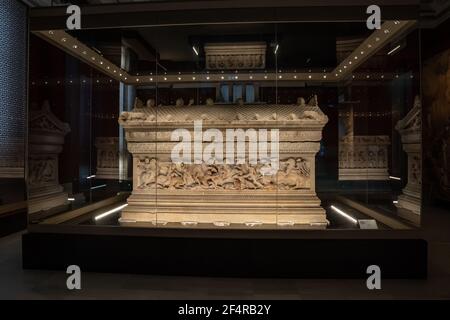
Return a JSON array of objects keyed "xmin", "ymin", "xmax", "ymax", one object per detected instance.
[{"xmin": 118, "ymin": 96, "xmax": 329, "ymax": 228}]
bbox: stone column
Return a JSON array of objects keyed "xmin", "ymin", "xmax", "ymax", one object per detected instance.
[
  {"xmin": 395, "ymin": 96, "xmax": 422, "ymax": 217},
  {"xmin": 28, "ymin": 102, "xmax": 70, "ymax": 214}
]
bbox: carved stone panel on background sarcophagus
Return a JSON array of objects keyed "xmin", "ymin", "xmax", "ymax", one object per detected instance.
[
  {"xmin": 338, "ymin": 135, "xmax": 391, "ymax": 180},
  {"xmin": 95, "ymin": 137, "xmax": 119, "ymax": 180}
]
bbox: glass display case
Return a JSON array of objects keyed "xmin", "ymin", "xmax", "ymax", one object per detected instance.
[{"xmin": 26, "ymin": 18, "xmax": 422, "ymax": 231}]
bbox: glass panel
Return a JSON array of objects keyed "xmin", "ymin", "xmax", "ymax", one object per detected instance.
[{"xmin": 25, "ymin": 18, "xmax": 421, "ymax": 231}]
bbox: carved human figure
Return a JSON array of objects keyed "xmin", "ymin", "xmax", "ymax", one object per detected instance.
[{"xmin": 137, "ymin": 158, "xmax": 157, "ymax": 189}]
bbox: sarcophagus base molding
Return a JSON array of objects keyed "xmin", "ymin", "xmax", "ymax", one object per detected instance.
[{"xmin": 120, "ymin": 190, "xmax": 327, "ymax": 228}]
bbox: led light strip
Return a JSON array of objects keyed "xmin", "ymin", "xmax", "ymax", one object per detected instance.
[
  {"xmin": 95, "ymin": 204, "xmax": 128, "ymax": 221},
  {"xmin": 330, "ymin": 205, "xmax": 358, "ymax": 224}
]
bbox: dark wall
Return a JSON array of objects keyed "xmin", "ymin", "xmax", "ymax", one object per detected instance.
[{"xmin": 0, "ymin": 0, "xmax": 27, "ymax": 205}]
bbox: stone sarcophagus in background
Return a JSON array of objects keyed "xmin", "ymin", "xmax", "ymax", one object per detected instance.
[
  {"xmin": 338, "ymin": 135, "xmax": 390, "ymax": 180},
  {"xmin": 95, "ymin": 137, "xmax": 119, "ymax": 180},
  {"xmin": 395, "ymin": 96, "xmax": 422, "ymax": 217},
  {"xmin": 119, "ymin": 96, "xmax": 329, "ymax": 228},
  {"xmin": 28, "ymin": 102, "xmax": 70, "ymax": 214}
]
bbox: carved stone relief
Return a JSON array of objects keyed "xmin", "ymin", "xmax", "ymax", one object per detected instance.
[{"xmin": 135, "ymin": 157, "xmax": 311, "ymax": 191}]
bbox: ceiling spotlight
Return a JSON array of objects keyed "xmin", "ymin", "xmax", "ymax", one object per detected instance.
[
  {"xmin": 264, "ymin": 75, "xmax": 268, "ymax": 79},
  {"xmin": 136, "ymin": 78, "xmax": 140, "ymax": 82},
  {"xmin": 354, "ymin": 56, "xmax": 358, "ymax": 60},
  {"xmin": 61, "ymin": 38, "xmax": 67, "ymax": 42},
  {"xmin": 367, "ymin": 44, "xmax": 372, "ymax": 48},
  {"xmin": 360, "ymin": 51, "xmax": 364, "ymax": 55},
  {"xmin": 106, "ymin": 66, "xmax": 110, "ymax": 69},
  {"xmin": 366, "ymin": 75, "xmax": 370, "ymax": 78},
  {"xmin": 335, "ymin": 73, "xmax": 338, "ymax": 76},
  {"xmin": 221, "ymin": 76, "xmax": 224, "ymax": 80},
  {"xmin": 344, "ymin": 66, "xmax": 347, "ymax": 69},
  {"xmin": 381, "ymin": 75, "xmax": 384, "ymax": 78},
  {"xmin": 82, "ymin": 51, "xmax": 87, "ymax": 55},
  {"xmin": 293, "ymin": 75, "xmax": 297, "ymax": 79},
  {"xmin": 150, "ymin": 78, "xmax": 153, "ymax": 81},
  {"xmin": 339, "ymin": 69, "xmax": 342, "ymax": 73},
  {"xmin": 384, "ymin": 29, "xmax": 390, "ymax": 34},
  {"xmin": 323, "ymin": 75, "xmax": 327, "ymax": 79},
  {"xmin": 235, "ymin": 76, "xmax": 238, "ymax": 80},
  {"xmin": 349, "ymin": 61, "xmax": 352, "ymax": 65},
  {"xmin": 308, "ymin": 75, "xmax": 312, "ymax": 79},
  {"xmin": 178, "ymin": 77, "xmax": 181, "ymax": 80},
  {"xmin": 249, "ymin": 76, "xmax": 253, "ymax": 79},
  {"xmin": 192, "ymin": 77, "xmax": 196, "ymax": 80},
  {"xmin": 91, "ymin": 57, "xmax": 95, "ymax": 61},
  {"xmin": 206, "ymin": 76, "xmax": 210, "ymax": 80},
  {"xmin": 48, "ymin": 30, "xmax": 54, "ymax": 35},
  {"xmin": 72, "ymin": 45, "xmax": 78, "ymax": 49},
  {"xmin": 164, "ymin": 77, "xmax": 167, "ymax": 81},
  {"xmin": 192, "ymin": 46, "xmax": 199, "ymax": 56},
  {"xmin": 279, "ymin": 75, "xmax": 282, "ymax": 79}
]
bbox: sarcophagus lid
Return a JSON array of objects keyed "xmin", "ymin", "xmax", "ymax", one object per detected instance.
[{"xmin": 119, "ymin": 95, "xmax": 328, "ymax": 129}]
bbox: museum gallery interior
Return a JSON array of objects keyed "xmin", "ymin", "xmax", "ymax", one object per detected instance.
[{"xmin": 0, "ymin": 0, "xmax": 449, "ymax": 279}]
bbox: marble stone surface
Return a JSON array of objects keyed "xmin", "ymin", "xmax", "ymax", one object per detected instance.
[
  {"xmin": 27, "ymin": 102, "xmax": 70, "ymax": 214},
  {"xmin": 119, "ymin": 96, "xmax": 329, "ymax": 228},
  {"xmin": 395, "ymin": 96, "xmax": 422, "ymax": 216}
]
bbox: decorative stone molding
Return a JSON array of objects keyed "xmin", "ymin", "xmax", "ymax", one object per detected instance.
[
  {"xmin": 95, "ymin": 137, "xmax": 119, "ymax": 180},
  {"xmin": 395, "ymin": 96, "xmax": 422, "ymax": 216},
  {"xmin": 119, "ymin": 96, "xmax": 329, "ymax": 228},
  {"xmin": 204, "ymin": 42, "xmax": 266, "ymax": 70},
  {"xmin": 338, "ymin": 135, "xmax": 390, "ymax": 181},
  {"xmin": 28, "ymin": 101, "xmax": 70, "ymax": 214}
]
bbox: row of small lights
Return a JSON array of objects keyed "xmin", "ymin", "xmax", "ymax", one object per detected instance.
[
  {"xmin": 48, "ymin": 30, "xmax": 130, "ymax": 81},
  {"xmin": 31, "ymin": 79, "xmax": 117, "ymax": 85},
  {"xmin": 48, "ymin": 22, "xmax": 405, "ymax": 84},
  {"xmin": 31, "ymin": 73, "xmax": 413, "ymax": 86},
  {"xmin": 337, "ymin": 21, "xmax": 401, "ymax": 75}
]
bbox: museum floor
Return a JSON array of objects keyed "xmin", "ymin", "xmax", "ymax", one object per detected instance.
[{"xmin": 0, "ymin": 204, "xmax": 448, "ymax": 300}]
